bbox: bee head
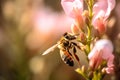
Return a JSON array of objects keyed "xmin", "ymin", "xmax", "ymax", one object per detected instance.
[{"xmin": 63, "ymin": 32, "xmax": 76, "ymax": 40}]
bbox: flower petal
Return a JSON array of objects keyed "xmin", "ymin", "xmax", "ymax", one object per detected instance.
[
  {"xmin": 88, "ymin": 39, "xmax": 114, "ymax": 74},
  {"xmin": 92, "ymin": 0, "xmax": 116, "ymax": 33},
  {"xmin": 61, "ymin": 0, "xmax": 83, "ymax": 18}
]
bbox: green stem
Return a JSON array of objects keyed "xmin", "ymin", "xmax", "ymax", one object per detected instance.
[
  {"xmin": 86, "ymin": 0, "xmax": 94, "ymax": 54},
  {"xmin": 88, "ymin": 0, "xmax": 94, "ymax": 19},
  {"xmin": 86, "ymin": 26, "xmax": 91, "ymax": 54}
]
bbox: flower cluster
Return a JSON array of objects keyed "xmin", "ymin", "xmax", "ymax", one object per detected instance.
[
  {"xmin": 61, "ymin": 0, "xmax": 116, "ymax": 34},
  {"xmin": 60, "ymin": 0, "xmax": 116, "ymax": 79},
  {"xmin": 92, "ymin": 0, "xmax": 116, "ymax": 34},
  {"xmin": 43, "ymin": 0, "xmax": 116, "ymax": 80},
  {"xmin": 88, "ymin": 39, "xmax": 114, "ymax": 74}
]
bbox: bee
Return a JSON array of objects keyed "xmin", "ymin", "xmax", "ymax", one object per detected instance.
[{"xmin": 42, "ymin": 32, "xmax": 81, "ymax": 66}]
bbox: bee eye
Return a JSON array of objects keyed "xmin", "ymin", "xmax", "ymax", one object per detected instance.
[
  {"xmin": 63, "ymin": 32, "xmax": 76, "ymax": 40},
  {"xmin": 63, "ymin": 41, "xmax": 69, "ymax": 47},
  {"xmin": 64, "ymin": 35, "xmax": 70, "ymax": 39}
]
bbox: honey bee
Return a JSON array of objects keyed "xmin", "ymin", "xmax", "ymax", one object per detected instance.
[{"xmin": 42, "ymin": 32, "xmax": 81, "ymax": 66}]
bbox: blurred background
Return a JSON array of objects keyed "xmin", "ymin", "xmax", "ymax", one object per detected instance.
[{"xmin": 0, "ymin": 0, "xmax": 120, "ymax": 80}]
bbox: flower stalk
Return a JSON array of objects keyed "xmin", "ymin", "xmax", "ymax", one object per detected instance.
[
  {"xmin": 42, "ymin": 0, "xmax": 116, "ymax": 80},
  {"xmin": 60, "ymin": 0, "xmax": 115, "ymax": 79},
  {"xmin": 86, "ymin": 0, "xmax": 94, "ymax": 55}
]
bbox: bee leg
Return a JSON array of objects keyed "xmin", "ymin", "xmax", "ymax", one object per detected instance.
[
  {"xmin": 71, "ymin": 42, "xmax": 81, "ymax": 49},
  {"xmin": 67, "ymin": 49, "xmax": 72, "ymax": 56},
  {"xmin": 73, "ymin": 47, "xmax": 81, "ymax": 66}
]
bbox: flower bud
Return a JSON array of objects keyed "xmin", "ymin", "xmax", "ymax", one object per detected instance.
[
  {"xmin": 74, "ymin": 15, "xmax": 84, "ymax": 31},
  {"xmin": 71, "ymin": 23, "xmax": 80, "ymax": 35},
  {"xmin": 79, "ymin": 32, "xmax": 86, "ymax": 44},
  {"xmin": 95, "ymin": 18, "xmax": 106, "ymax": 34},
  {"xmin": 82, "ymin": 10, "xmax": 89, "ymax": 26},
  {"xmin": 81, "ymin": 65, "xmax": 85, "ymax": 73},
  {"xmin": 102, "ymin": 68, "xmax": 106, "ymax": 74}
]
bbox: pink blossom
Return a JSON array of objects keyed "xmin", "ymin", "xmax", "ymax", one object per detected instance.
[
  {"xmin": 61, "ymin": 0, "xmax": 84, "ymax": 30},
  {"xmin": 61, "ymin": 0, "xmax": 83, "ymax": 18},
  {"xmin": 88, "ymin": 39, "xmax": 114, "ymax": 74},
  {"xmin": 92, "ymin": 0, "xmax": 116, "ymax": 34},
  {"xmin": 71, "ymin": 23, "xmax": 80, "ymax": 35}
]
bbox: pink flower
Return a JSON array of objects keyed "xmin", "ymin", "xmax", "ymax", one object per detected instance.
[
  {"xmin": 61, "ymin": 0, "xmax": 83, "ymax": 18},
  {"xmin": 88, "ymin": 39, "xmax": 114, "ymax": 74},
  {"xmin": 92, "ymin": 0, "xmax": 116, "ymax": 34},
  {"xmin": 61, "ymin": 0, "xmax": 84, "ymax": 30}
]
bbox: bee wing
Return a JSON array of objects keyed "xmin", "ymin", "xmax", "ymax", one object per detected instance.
[{"xmin": 42, "ymin": 44, "xmax": 58, "ymax": 55}]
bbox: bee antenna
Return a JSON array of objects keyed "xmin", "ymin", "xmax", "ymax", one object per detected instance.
[{"xmin": 63, "ymin": 32, "xmax": 68, "ymax": 36}]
